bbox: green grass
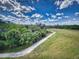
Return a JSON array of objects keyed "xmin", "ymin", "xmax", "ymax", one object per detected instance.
[{"xmin": 1, "ymin": 29, "xmax": 79, "ymax": 59}]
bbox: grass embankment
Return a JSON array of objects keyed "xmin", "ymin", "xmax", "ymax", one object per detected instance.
[{"xmin": 1, "ymin": 29, "xmax": 79, "ymax": 59}]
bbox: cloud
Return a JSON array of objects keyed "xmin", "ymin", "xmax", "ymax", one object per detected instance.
[
  {"xmin": 0, "ymin": 13, "xmax": 44, "ymax": 25},
  {"xmin": 0, "ymin": 14, "xmax": 31, "ymax": 24},
  {"xmin": 37, "ymin": 0, "xmax": 40, "ymax": 2},
  {"xmin": 31, "ymin": 13, "xmax": 43, "ymax": 18},
  {"xmin": 48, "ymin": 19, "xmax": 58, "ymax": 22},
  {"xmin": 64, "ymin": 16, "xmax": 69, "ymax": 18},
  {"xmin": 59, "ymin": 0, "xmax": 73, "ymax": 9},
  {"xmin": 55, "ymin": 0, "xmax": 62, "ymax": 6},
  {"xmin": 57, "ymin": 17, "xmax": 62, "ymax": 19},
  {"xmin": 56, "ymin": 13, "xmax": 64, "ymax": 16},
  {"xmin": 75, "ymin": 12, "xmax": 79, "ymax": 16},
  {"xmin": 55, "ymin": 0, "xmax": 79, "ymax": 9},
  {"xmin": 0, "ymin": 0, "xmax": 35, "ymax": 18},
  {"xmin": 0, "ymin": 14, "xmax": 15, "ymax": 22},
  {"xmin": 46, "ymin": 13, "xmax": 50, "ymax": 16},
  {"xmin": 61, "ymin": 20, "xmax": 79, "ymax": 25},
  {"xmin": 73, "ymin": 18, "xmax": 76, "ymax": 20},
  {"xmin": 51, "ymin": 15, "xmax": 56, "ymax": 19}
]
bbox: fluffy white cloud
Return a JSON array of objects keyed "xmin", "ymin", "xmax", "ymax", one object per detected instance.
[
  {"xmin": 55, "ymin": 0, "xmax": 79, "ymax": 9},
  {"xmin": 0, "ymin": 0, "xmax": 35, "ymax": 18},
  {"xmin": 0, "ymin": 0, "xmax": 35, "ymax": 12},
  {"xmin": 59, "ymin": 0, "xmax": 73, "ymax": 9},
  {"xmin": 56, "ymin": 13, "xmax": 64, "ymax": 16},
  {"xmin": 0, "ymin": 13, "xmax": 44, "ymax": 25},
  {"xmin": 54, "ymin": 0, "xmax": 62, "ymax": 6},
  {"xmin": 0, "ymin": 14, "xmax": 15, "ymax": 22},
  {"xmin": 51, "ymin": 15, "xmax": 56, "ymax": 19},
  {"xmin": 73, "ymin": 18, "xmax": 76, "ymax": 20},
  {"xmin": 64, "ymin": 16, "xmax": 69, "ymax": 18},
  {"xmin": 75, "ymin": 12, "xmax": 79, "ymax": 16},
  {"xmin": 57, "ymin": 17, "xmax": 62, "ymax": 19},
  {"xmin": 0, "ymin": 14, "xmax": 31, "ymax": 24},
  {"xmin": 31, "ymin": 13, "xmax": 43, "ymax": 18},
  {"xmin": 48, "ymin": 19, "xmax": 58, "ymax": 22}
]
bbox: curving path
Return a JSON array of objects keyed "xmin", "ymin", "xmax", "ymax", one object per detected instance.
[{"xmin": 0, "ymin": 32, "xmax": 56, "ymax": 58}]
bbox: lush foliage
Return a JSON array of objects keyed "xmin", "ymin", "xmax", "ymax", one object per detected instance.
[{"xmin": 0, "ymin": 23, "xmax": 47, "ymax": 50}]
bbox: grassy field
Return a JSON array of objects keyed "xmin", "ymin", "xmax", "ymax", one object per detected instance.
[{"xmin": 1, "ymin": 29, "xmax": 79, "ymax": 59}]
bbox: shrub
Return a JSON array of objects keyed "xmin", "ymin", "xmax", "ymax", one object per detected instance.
[{"xmin": 0, "ymin": 23, "xmax": 48, "ymax": 50}]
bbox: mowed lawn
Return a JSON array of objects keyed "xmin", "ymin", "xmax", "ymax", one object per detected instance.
[{"xmin": 1, "ymin": 29, "xmax": 79, "ymax": 59}]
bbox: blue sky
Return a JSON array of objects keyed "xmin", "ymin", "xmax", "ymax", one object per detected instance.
[{"xmin": 0, "ymin": 0, "xmax": 79, "ymax": 25}]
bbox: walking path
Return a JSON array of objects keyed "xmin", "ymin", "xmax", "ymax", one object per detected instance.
[{"xmin": 0, "ymin": 32, "xmax": 56, "ymax": 58}]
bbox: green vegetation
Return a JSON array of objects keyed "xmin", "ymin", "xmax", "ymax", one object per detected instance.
[
  {"xmin": 0, "ymin": 22, "xmax": 47, "ymax": 52},
  {"xmin": 47, "ymin": 25, "xmax": 79, "ymax": 30},
  {"xmin": 3, "ymin": 29, "xmax": 79, "ymax": 59},
  {"xmin": 0, "ymin": 20, "xmax": 79, "ymax": 59}
]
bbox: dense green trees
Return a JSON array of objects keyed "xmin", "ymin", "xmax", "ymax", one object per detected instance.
[
  {"xmin": 0, "ymin": 23, "xmax": 47, "ymax": 50},
  {"xmin": 46, "ymin": 25, "xmax": 79, "ymax": 30}
]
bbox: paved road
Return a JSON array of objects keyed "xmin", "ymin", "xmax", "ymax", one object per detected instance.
[{"xmin": 0, "ymin": 32, "xmax": 56, "ymax": 58}]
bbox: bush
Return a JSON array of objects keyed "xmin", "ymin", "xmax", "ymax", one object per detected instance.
[
  {"xmin": 0, "ymin": 23, "xmax": 48, "ymax": 50},
  {"xmin": 0, "ymin": 41, "xmax": 6, "ymax": 50}
]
